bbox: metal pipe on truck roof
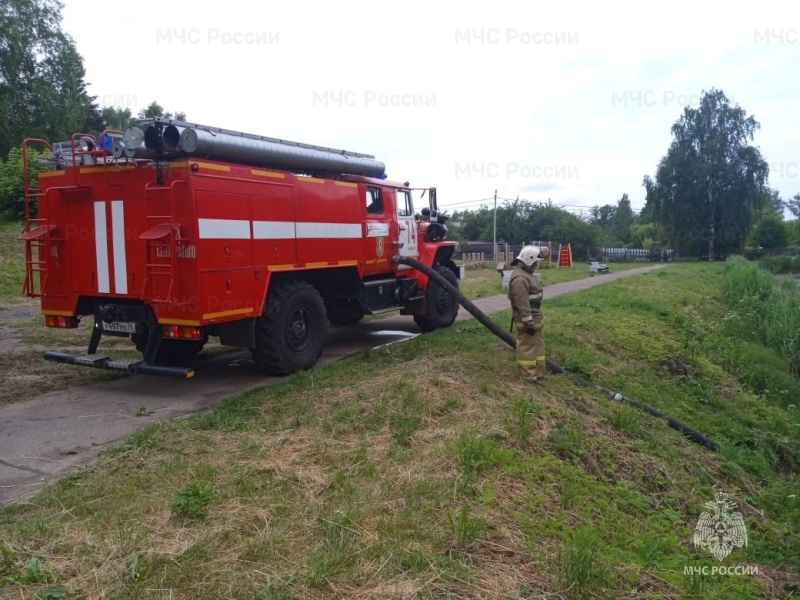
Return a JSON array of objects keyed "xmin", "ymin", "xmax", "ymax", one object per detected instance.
[
  {"xmin": 163, "ymin": 125, "xmax": 185, "ymax": 152},
  {"xmin": 178, "ymin": 127, "xmax": 386, "ymax": 177},
  {"xmin": 142, "ymin": 125, "xmax": 184, "ymax": 157},
  {"xmin": 143, "ymin": 126, "xmax": 161, "ymax": 153},
  {"xmin": 113, "ymin": 139, "xmax": 153, "ymax": 159}
]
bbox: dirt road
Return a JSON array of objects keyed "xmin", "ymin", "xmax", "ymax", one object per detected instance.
[{"xmin": 0, "ymin": 264, "xmax": 668, "ymax": 503}]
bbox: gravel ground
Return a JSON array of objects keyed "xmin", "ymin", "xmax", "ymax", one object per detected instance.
[{"xmin": 0, "ymin": 301, "xmax": 40, "ymax": 353}]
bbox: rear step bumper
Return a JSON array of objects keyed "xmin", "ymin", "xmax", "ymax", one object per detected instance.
[{"xmin": 44, "ymin": 352, "xmax": 194, "ymax": 378}]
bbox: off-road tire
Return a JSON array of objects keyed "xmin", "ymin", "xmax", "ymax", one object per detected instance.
[
  {"xmin": 252, "ymin": 279, "xmax": 327, "ymax": 375},
  {"xmin": 132, "ymin": 331, "xmax": 208, "ymax": 364},
  {"xmin": 414, "ymin": 265, "xmax": 459, "ymax": 332}
]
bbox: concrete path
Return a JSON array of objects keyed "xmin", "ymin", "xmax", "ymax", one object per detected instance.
[{"xmin": 0, "ymin": 264, "xmax": 668, "ymax": 503}]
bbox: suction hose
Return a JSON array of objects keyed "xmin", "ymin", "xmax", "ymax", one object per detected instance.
[{"xmin": 395, "ymin": 255, "xmax": 721, "ymax": 452}]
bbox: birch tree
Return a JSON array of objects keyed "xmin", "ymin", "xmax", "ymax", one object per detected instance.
[{"xmin": 642, "ymin": 89, "xmax": 768, "ymax": 259}]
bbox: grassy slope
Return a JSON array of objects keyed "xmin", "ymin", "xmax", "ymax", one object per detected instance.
[
  {"xmin": 1, "ymin": 264, "xmax": 799, "ymax": 598},
  {"xmin": 0, "ymin": 221, "xmax": 26, "ymax": 307}
]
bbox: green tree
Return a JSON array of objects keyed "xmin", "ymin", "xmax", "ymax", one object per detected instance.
[
  {"xmin": 526, "ymin": 202, "xmax": 600, "ymax": 259},
  {"xmin": 638, "ymin": 199, "xmax": 658, "ymax": 225},
  {"xmin": 786, "ymin": 193, "xmax": 800, "ymax": 219},
  {"xmin": 588, "ymin": 203, "xmax": 619, "ymax": 247},
  {"xmin": 751, "ymin": 212, "xmax": 788, "ymax": 249},
  {"xmin": 451, "ymin": 206, "xmax": 493, "ymax": 241},
  {"xmin": 100, "ymin": 101, "xmax": 188, "ymax": 131},
  {"xmin": 449, "ymin": 200, "xmax": 601, "ymax": 259},
  {"xmin": 0, "ymin": 145, "xmax": 45, "ymax": 219},
  {"xmin": 786, "ymin": 219, "xmax": 800, "ymax": 246},
  {"xmin": 138, "ymin": 101, "xmax": 187, "ymax": 121},
  {"xmin": 765, "ymin": 188, "xmax": 784, "ymax": 214},
  {"xmin": 0, "ymin": 95, "xmax": 190, "ymax": 220},
  {"xmin": 0, "ymin": 0, "xmax": 99, "ymax": 156},
  {"xmin": 495, "ymin": 198, "xmax": 538, "ymax": 244},
  {"xmin": 642, "ymin": 88, "xmax": 769, "ymax": 260},
  {"xmin": 609, "ymin": 193, "xmax": 634, "ymax": 245},
  {"xmin": 589, "ymin": 204, "xmax": 616, "ymax": 228},
  {"xmin": 628, "ymin": 222, "xmax": 661, "ymax": 249},
  {"xmin": 101, "ymin": 106, "xmax": 135, "ymax": 131}
]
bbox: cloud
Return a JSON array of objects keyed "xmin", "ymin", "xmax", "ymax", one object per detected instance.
[
  {"xmin": 59, "ymin": 0, "xmax": 799, "ymax": 214},
  {"xmin": 519, "ymin": 182, "xmax": 564, "ymax": 193}
]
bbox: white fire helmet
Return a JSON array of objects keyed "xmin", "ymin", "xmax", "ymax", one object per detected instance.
[{"xmin": 512, "ymin": 245, "xmax": 542, "ymax": 267}]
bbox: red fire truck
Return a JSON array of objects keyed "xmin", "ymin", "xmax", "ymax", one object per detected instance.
[{"xmin": 19, "ymin": 118, "xmax": 461, "ymax": 378}]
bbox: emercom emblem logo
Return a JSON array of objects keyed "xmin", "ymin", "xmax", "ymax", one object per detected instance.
[{"xmin": 693, "ymin": 491, "xmax": 748, "ymax": 561}]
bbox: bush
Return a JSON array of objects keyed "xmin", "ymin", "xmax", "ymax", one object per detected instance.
[
  {"xmin": 0, "ymin": 146, "xmax": 47, "ymax": 220},
  {"xmin": 724, "ymin": 256, "xmax": 800, "ymax": 375},
  {"xmin": 760, "ymin": 254, "xmax": 800, "ymax": 274}
]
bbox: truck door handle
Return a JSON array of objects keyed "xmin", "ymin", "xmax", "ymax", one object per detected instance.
[
  {"xmin": 399, "ymin": 226, "xmax": 407, "ymax": 231},
  {"xmin": 393, "ymin": 241, "xmax": 404, "ymax": 247}
]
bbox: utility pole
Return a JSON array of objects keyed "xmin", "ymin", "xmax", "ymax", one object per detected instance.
[{"xmin": 493, "ymin": 189, "xmax": 497, "ymax": 262}]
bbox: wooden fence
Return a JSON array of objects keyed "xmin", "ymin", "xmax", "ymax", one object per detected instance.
[
  {"xmin": 462, "ymin": 252, "xmax": 486, "ymax": 269},
  {"xmin": 457, "ymin": 243, "xmax": 554, "ymax": 269}
]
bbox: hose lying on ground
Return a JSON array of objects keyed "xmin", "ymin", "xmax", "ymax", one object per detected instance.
[{"xmin": 395, "ymin": 255, "xmax": 721, "ymax": 452}]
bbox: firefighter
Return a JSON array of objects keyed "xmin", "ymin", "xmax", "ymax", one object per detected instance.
[{"xmin": 507, "ymin": 245, "xmax": 546, "ymax": 384}]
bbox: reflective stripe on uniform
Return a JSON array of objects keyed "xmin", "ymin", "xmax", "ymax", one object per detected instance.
[
  {"xmin": 517, "ymin": 321, "xmax": 542, "ymax": 328},
  {"xmin": 517, "ymin": 359, "xmax": 538, "ymax": 366},
  {"xmin": 536, "ymin": 355, "xmax": 545, "ymax": 362}
]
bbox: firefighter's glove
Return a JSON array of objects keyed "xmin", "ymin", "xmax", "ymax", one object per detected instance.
[
  {"xmin": 524, "ymin": 323, "xmax": 538, "ymax": 335},
  {"xmin": 529, "ymin": 299, "xmax": 542, "ymax": 309}
]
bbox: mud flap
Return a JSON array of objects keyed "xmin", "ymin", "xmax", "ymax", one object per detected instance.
[{"xmin": 400, "ymin": 296, "xmax": 426, "ymax": 316}]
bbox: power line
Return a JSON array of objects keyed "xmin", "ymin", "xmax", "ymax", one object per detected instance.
[
  {"xmin": 441, "ymin": 198, "xmax": 596, "ymax": 214},
  {"xmin": 439, "ymin": 192, "xmax": 629, "ymax": 220},
  {"xmin": 438, "ymin": 197, "xmax": 495, "ymax": 208}
]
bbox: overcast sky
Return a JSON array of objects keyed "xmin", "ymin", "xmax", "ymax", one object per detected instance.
[{"xmin": 60, "ymin": 0, "xmax": 798, "ymax": 217}]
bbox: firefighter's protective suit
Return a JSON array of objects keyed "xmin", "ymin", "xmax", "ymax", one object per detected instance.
[{"xmin": 507, "ymin": 248, "xmax": 546, "ymax": 382}]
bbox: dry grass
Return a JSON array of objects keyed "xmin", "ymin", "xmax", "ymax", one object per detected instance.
[
  {"xmin": 2, "ymin": 348, "xmax": 796, "ymax": 598},
  {"xmin": 0, "ymin": 350, "xmax": 126, "ymax": 404},
  {"xmin": 0, "ymin": 265, "xmax": 798, "ymax": 598}
]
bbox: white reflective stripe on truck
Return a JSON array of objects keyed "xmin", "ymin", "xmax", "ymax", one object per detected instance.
[
  {"xmin": 198, "ymin": 218, "xmax": 365, "ymax": 240},
  {"xmin": 94, "ymin": 201, "xmax": 110, "ymax": 293},
  {"xmin": 111, "ymin": 200, "xmax": 128, "ymax": 294}
]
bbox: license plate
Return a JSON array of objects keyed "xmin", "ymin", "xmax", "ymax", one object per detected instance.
[{"xmin": 102, "ymin": 321, "xmax": 137, "ymax": 334}]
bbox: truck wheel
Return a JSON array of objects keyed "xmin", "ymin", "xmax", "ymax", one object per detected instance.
[
  {"xmin": 132, "ymin": 331, "xmax": 208, "ymax": 364},
  {"xmin": 252, "ymin": 280, "xmax": 327, "ymax": 375},
  {"xmin": 414, "ymin": 265, "xmax": 459, "ymax": 332}
]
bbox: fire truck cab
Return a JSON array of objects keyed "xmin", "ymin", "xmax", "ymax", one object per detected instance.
[{"xmin": 19, "ymin": 119, "xmax": 462, "ymax": 378}]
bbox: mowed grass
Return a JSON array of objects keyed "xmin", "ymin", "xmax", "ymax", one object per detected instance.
[
  {"xmin": 0, "ymin": 316, "xmax": 238, "ymax": 404},
  {"xmin": 458, "ymin": 262, "xmax": 655, "ymax": 300},
  {"xmin": 0, "ymin": 317, "xmax": 135, "ymax": 404},
  {"xmin": 1, "ymin": 263, "xmax": 798, "ymax": 599}
]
